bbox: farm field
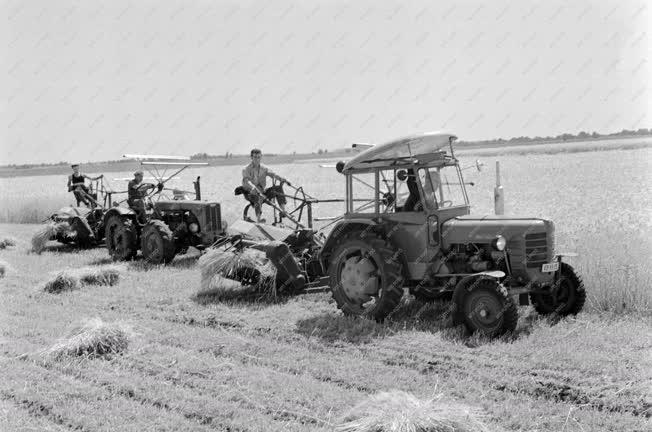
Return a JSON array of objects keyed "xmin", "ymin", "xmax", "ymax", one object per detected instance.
[{"xmin": 1, "ymin": 143, "xmax": 651, "ymax": 431}]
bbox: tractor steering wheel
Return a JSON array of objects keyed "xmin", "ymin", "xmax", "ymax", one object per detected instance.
[{"xmin": 139, "ymin": 182, "xmax": 162, "ymax": 197}]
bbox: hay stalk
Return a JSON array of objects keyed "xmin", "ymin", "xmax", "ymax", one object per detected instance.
[
  {"xmin": 336, "ymin": 390, "xmax": 489, "ymax": 432},
  {"xmin": 45, "ymin": 318, "xmax": 130, "ymax": 359}
]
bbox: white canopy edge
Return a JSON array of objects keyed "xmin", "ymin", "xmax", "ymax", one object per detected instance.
[
  {"xmin": 140, "ymin": 161, "xmax": 208, "ymax": 166},
  {"xmin": 123, "ymin": 154, "xmax": 191, "ymax": 160}
]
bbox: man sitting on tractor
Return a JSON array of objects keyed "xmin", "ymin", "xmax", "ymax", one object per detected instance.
[
  {"xmin": 127, "ymin": 170, "xmax": 154, "ymax": 224},
  {"xmin": 67, "ymin": 164, "xmax": 103, "ymax": 207},
  {"xmin": 240, "ymin": 148, "xmax": 291, "ymax": 223}
]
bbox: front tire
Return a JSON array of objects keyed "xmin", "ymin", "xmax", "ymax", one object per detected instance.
[
  {"xmin": 530, "ymin": 262, "xmax": 586, "ymax": 316},
  {"xmin": 329, "ymin": 233, "xmax": 404, "ymax": 321},
  {"xmin": 106, "ymin": 216, "xmax": 138, "ymax": 261},
  {"xmin": 141, "ymin": 220, "xmax": 176, "ymax": 264},
  {"xmin": 452, "ymin": 277, "xmax": 518, "ymax": 337}
]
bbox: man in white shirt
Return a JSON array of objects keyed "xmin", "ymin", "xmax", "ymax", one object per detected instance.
[{"xmin": 242, "ymin": 149, "xmax": 290, "ymax": 223}]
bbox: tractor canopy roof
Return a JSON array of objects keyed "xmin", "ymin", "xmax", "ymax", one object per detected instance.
[{"xmin": 342, "ymin": 131, "xmax": 458, "ymax": 173}]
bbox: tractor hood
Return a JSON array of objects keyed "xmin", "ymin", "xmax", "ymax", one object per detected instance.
[
  {"xmin": 441, "ymin": 214, "xmax": 554, "ymax": 247},
  {"xmin": 441, "ymin": 214, "xmax": 556, "ymax": 283}
]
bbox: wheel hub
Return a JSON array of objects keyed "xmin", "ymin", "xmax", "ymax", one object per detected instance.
[
  {"xmin": 340, "ymin": 255, "xmax": 379, "ymax": 304},
  {"xmin": 465, "ymin": 292, "xmax": 503, "ymax": 329}
]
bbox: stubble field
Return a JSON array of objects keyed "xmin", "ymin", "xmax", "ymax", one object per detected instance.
[{"xmin": 0, "ymin": 142, "xmax": 650, "ymax": 431}]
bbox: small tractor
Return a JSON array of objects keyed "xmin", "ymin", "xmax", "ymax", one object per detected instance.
[
  {"xmin": 104, "ymin": 155, "xmax": 227, "ymax": 264},
  {"xmin": 43, "ymin": 177, "xmax": 116, "ymax": 247},
  {"xmin": 219, "ymin": 132, "xmax": 586, "ymax": 337}
]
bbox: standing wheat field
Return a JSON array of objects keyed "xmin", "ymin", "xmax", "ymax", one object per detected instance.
[{"xmin": 0, "ymin": 145, "xmax": 650, "ymax": 431}]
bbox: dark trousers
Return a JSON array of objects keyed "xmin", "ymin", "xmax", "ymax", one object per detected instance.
[
  {"xmin": 244, "ymin": 185, "xmax": 287, "ymax": 216},
  {"xmin": 72, "ymin": 185, "xmax": 90, "ymax": 206},
  {"xmin": 128, "ymin": 199, "xmax": 147, "ymax": 223}
]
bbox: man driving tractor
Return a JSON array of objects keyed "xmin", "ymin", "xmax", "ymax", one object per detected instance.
[
  {"xmin": 127, "ymin": 170, "xmax": 152, "ymax": 224},
  {"xmin": 67, "ymin": 164, "xmax": 103, "ymax": 207},
  {"xmin": 240, "ymin": 148, "xmax": 291, "ymax": 223}
]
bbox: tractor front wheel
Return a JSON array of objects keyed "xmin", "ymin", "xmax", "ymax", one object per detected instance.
[
  {"xmin": 106, "ymin": 216, "xmax": 138, "ymax": 261},
  {"xmin": 329, "ymin": 233, "xmax": 404, "ymax": 322},
  {"xmin": 141, "ymin": 220, "xmax": 176, "ymax": 264},
  {"xmin": 530, "ymin": 262, "xmax": 585, "ymax": 316},
  {"xmin": 452, "ymin": 277, "xmax": 518, "ymax": 337}
]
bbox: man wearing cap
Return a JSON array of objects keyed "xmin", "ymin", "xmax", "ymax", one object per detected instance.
[
  {"xmin": 241, "ymin": 148, "xmax": 290, "ymax": 223},
  {"xmin": 67, "ymin": 164, "xmax": 103, "ymax": 207},
  {"xmin": 127, "ymin": 170, "xmax": 153, "ymax": 224}
]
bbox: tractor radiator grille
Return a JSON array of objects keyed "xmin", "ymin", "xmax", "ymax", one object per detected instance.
[
  {"xmin": 525, "ymin": 232, "xmax": 548, "ymax": 268},
  {"xmin": 205, "ymin": 205, "xmax": 221, "ymax": 232}
]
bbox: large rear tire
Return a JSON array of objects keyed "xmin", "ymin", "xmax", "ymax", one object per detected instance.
[
  {"xmin": 530, "ymin": 262, "xmax": 585, "ymax": 316},
  {"xmin": 329, "ymin": 232, "xmax": 404, "ymax": 322},
  {"xmin": 141, "ymin": 220, "xmax": 176, "ymax": 264},
  {"xmin": 452, "ymin": 277, "xmax": 518, "ymax": 338},
  {"xmin": 106, "ymin": 216, "xmax": 138, "ymax": 261}
]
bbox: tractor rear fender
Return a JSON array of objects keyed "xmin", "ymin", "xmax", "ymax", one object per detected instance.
[
  {"xmin": 103, "ymin": 207, "xmax": 137, "ymax": 225},
  {"xmin": 319, "ymin": 219, "xmax": 408, "ymax": 278}
]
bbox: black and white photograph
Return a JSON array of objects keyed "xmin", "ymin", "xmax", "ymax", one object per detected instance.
[{"xmin": 1, "ymin": 1, "xmax": 650, "ymax": 431}]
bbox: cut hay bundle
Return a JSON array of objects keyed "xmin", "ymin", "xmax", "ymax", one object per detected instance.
[
  {"xmin": 336, "ymin": 390, "xmax": 489, "ymax": 432},
  {"xmin": 31, "ymin": 222, "xmax": 73, "ymax": 254},
  {"xmin": 46, "ymin": 318, "xmax": 130, "ymax": 359},
  {"xmin": 0, "ymin": 237, "xmax": 17, "ymax": 249},
  {"xmin": 42, "ymin": 271, "xmax": 81, "ymax": 293},
  {"xmin": 199, "ymin": 247, "xmax": 277, "ymax": 295},
  {"xmin": 73, "ymin": 265, "xmax": 122, "ymax": 286},
  {"xmin": 41, "ymin": 265, "xmax": 122, "ymax": 293}
]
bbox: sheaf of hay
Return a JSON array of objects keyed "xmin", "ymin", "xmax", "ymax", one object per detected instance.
[
  {"xmin": 42, "ymin": 271, "xmax": 81, "ymax": 293},
  {"xmin": 31, "ymin": 222, "xmax": 73, "ymax": 254},
  {"xmin": 72, "ymin": 265, "xmax": 122, "ymax": 286},
  {"xmin": 335, "ymin": 390, "xmax": 490, "ymax": 432},
  {"xmin": 0, "ymin": 237, "xmax": 17, "ymax": 249},
  {"xmin": 41, "ymin": 266, "xmax": 122, "ymax": 293},
  {"xmin": 198, "ymin": 247, "xmax": 277, "ymax": 296},
  {"xmin": 45, "ymin": 318, "xmax": 131, "ymax": 360}
]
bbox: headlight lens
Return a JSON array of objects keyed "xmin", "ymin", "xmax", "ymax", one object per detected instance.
[
  {"xmin": 188, "ymin": 222, "xmax": 199, "ymax": 233},
  {"xmin": 492, "ymin": 235, "xmax": 507, "ymax": 251}
]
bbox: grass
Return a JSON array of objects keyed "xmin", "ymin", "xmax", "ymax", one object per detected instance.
[{"xmin": 0, "ymin": 223, "xmax": 650, "ymax": 432}]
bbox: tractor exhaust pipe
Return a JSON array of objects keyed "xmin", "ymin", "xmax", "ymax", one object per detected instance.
[
  {"xmin": 194, "ymin": 176, "xmax": 201, "ymax": 200},
  {"xmin": 494, "ymin": 161, "xmax": 504, "ymax": 215}
]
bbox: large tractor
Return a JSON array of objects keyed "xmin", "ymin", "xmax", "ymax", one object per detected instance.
[
  {"xmin": 104, "ymin": 156, "xmax": 227, "ymax": 264},
  {"xmin": 317, "ymin": 132, "xmax": 586, "ymax": 337}
]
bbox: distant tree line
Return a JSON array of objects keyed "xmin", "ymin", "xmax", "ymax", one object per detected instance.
[
  {"xmin": 458, "ymin": 128, "xmax": 651, "ymax": 146},
  {"xmin": 3, "ymin": 128, "xmax": 650, "ymax": 169}
]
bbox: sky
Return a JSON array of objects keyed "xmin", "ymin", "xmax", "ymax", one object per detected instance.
[{"xmin": 1, "ymin": 0, "xmax": 650, "ymax": 165}]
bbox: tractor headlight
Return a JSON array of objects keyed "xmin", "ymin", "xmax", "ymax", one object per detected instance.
[
  {"xmin": 492, "ymin": 235, "xmax": 507, "ymax": 251},
  {"xmin": 188, "ymin": 222, "xmax": 199, "ymax": 233}
]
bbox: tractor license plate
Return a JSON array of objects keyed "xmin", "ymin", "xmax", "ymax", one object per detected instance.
[{"xmin": 541, "ymin": 262, "xmax": 559, "ymax": 273}]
